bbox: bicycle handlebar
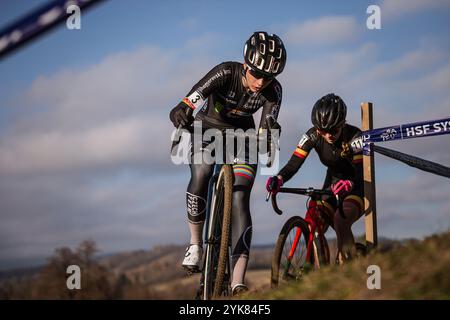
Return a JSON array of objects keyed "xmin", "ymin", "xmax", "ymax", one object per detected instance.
[
  {"xmin": 267, "ymin": 187, "xmax": 346, "ymax": 218},
  {"xmin": 277, "ymin": 187, "xmax": 334, "ymax": 196},
  {"xmin": 170, "ymin": 111, "xmax": 280, "ymax": 168},
  {"xmin": 170, "ymin": 107, "xmax": 194, "ymax": 154}
]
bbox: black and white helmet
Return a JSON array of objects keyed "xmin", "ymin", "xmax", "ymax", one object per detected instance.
[
  {"xmin": 311, "ymin": 93, "xmax": 347, "ymax": 131},
  {"xmin": 243, "ymin": 31, "xmax": 286, "ymax": 77}
]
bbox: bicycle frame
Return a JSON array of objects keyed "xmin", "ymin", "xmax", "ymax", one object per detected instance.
[
  {"xmin": 203, "ymin": 164, "xmax": 222, "ymax": 242},
  {"xmin": 288, "ymin": 198, "xmax": 330, "ymax": 268},
  {"xmin": 271, "ymin": 188, "xmax": 333, "ymax": 269}
]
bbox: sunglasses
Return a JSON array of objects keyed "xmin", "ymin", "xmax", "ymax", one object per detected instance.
[
  {"xmin": 317, "ymin": 126, "xmax": 342, "ymax": 136},
  {"xmin": 248, "ymin": 68, "xmax": 274, "ymax": 81}
]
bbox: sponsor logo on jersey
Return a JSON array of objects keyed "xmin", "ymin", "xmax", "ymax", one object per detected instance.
[
  {"xmin": 298, "ymin": 134, "xmax": 309, "ymax": 148},
  {"xmin": 197, "ymin": 70, "xmax": 225, "ymax": 93}
]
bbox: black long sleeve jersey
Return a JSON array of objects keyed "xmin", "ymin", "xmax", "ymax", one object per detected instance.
[
  {"xmin": 278, "ymin": 124, "xmax": 364, "ymax": 190},
  {"xmin": 171, "ymin": 61, "xmax": 282, "ymax": 131}
]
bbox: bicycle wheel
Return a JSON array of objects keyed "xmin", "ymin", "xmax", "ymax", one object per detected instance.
[
  {"xmin": 202, "ymin": 165, "xmax": 233, "ymax": 300},
  {"xmin": 271, "ymin": 216, "xmax": 313, "ymax": 288},
  {"xmin": 212, "ymin": 165, "xmax": 233, "ymax": 298},
  {"xmin": 355, "ymin": 242, "xmax": 367, "ymax": 257}
]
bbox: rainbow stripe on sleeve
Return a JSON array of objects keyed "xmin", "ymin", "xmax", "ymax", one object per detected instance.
[
  {"xmin": 293, "ymin": 147, "xmax": 308, "ymax": 159},
  {"xmin": 182, "ymin": 97, "xmax": 196, "ymax": 110}
]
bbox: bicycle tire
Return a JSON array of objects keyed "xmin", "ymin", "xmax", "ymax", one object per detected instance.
[
  {"xmin": 271, "ymin": 216, "xmax": 313, "ymax": 288},
  {"xmin": 212, "ymin": 165, "xmax": 233, "ymax": 298},
  {"xmin": 203, "ymin": 165, "xmax": 233, "ymax": 300},
  {"xmin": 355, "ymin": 242, "xmax": 367, "ymax": 257},
  {"xmin": 202, "ymin": 180, "xmax": 223, "ymax": 299}
]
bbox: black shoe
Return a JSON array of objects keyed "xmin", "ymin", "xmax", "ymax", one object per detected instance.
[
  {"xmin": 231, "ymin": 284, "xmax": 248, "ymax": 296},
  {"xmin": 183, "ymin": 264, "xmax": 201, "ymax": 274}
]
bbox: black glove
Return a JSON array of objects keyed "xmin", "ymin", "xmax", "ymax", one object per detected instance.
[
  {"xmin": 266, "ymin": 115, "xmax": 282, "ymax": 133},
  {"xmin": 170, "ymin": 104, "xmax": 194, "ymax": 128}
]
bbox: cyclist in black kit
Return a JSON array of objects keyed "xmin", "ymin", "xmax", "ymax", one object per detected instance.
[
  {"xmin": 169, "ymin": 31, "xmax": 287, "ymax": 295},
  {"xmin": 266, "ymin": 93, "xmax": 364, "ymax": 263}
]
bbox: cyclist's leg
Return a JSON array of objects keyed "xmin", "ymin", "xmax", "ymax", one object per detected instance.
[
  {"xmin": 182, "ymin": 161, "xmax": 214, "ymax": 271},
  {"xmin": 186, "ymin": 131, "xmax": 216, "ymax": 246},
  {"xmin": 333, "ymin": 193, "xmax": 364, "ymax": 263},
  {"xmin": 317, "ymin": 199, "xmax": 336, "ymax": 230},
  {"xmin": 230, "ymin": 163, "xmax": 257, "ymax": 289},
  {"xmin": 187, "ymin": 162, "xmax": 214, "ymax": 245}
]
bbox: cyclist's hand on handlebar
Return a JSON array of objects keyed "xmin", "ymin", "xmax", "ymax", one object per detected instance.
[
  {"xmin": 265, "ymin": 115, "xmax": 281, "ymax": 132},
  {"xmin": 266, "ymin": 175, "xmax": 283, "ymax": 195},
  {"xmin": 172, "ymin": 105, "xmax": 194, "ymax": 128},
  {"xmin": 331, "ymin": 180, "xmax": 353, "ymax": 198}
]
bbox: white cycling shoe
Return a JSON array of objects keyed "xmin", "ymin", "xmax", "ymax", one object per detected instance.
[{"xmin": 182, "ymin": 244, "xmax": 203, "ymax": 273}]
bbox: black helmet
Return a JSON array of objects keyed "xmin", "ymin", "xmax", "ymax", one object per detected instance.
[
  {"xmin": 311, "ymin": 93, "xmax": 347, "ymax": 131},
  {"xmin": 243, "ymin": 31, "xmax": 286, "ymax": 77}
]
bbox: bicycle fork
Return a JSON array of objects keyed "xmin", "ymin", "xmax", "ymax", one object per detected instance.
[{"xmin": 285, "ymin": 201, "xmax": 318, "ymax": 271}]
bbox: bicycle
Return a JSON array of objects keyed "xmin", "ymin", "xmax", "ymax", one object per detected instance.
[
  {"xmin": 198, "ymin": 130, "xmax": 277, "ymax": 299},
  {"xmin": 268, "ymin": 187, "xmax": 336, "ymax": 288},
  {"xmin": 172, "ymin": 129, "xmax": 234, "ymax": 299},
  {"xmin": 171, "ymin": 109, "xmax": 279, "ymax": 299},
  {"xmin": 268, "ymin": 187, "xmax": 367, "ymax": 288}
]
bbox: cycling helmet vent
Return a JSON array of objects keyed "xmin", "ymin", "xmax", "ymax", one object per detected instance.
[{"xmin": 244, "ymin": 31, "xmax": 287, "ymax": 76}]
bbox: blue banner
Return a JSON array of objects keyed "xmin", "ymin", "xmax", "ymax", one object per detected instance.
[
  {"xmin": 362, "ymin": 117, "xmax": 450, "ymax": 154},
  {"xmin": 0, "ymin": 0, "xmax": 105, "ymax": 59}
]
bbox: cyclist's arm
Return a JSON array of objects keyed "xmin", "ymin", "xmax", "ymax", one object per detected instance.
[
  {"xmin": 258, "ymin": 81, "xmax": 282, "ymax": 131},
  {"xmin": 278, "ymin": 129, "xmax": 316, "ymax": 184},
  {"xmin": 257, "ymin": 81, "xmax": 282, "ymax": 152},
  {"xmin": 169, "ymin": 62, "xmax": 231, "ymax": 123},
  {"xmin": 322, "ymin": 169, "xmax": 333, "ymax": 189},
  {"xmin": 349, "ymin": 131, "xmax": 363, "ymax": 190}
]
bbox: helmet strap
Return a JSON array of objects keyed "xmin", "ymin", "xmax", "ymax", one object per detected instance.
[{"xmin": 241, "ymin": 64, "xmax": 251, "ymax": 92}]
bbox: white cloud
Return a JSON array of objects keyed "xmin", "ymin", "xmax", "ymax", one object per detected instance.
[
  {"xmin": 0, "ymin": 45, "xmax": 215, "ymax": 176},
  {"xmin": 0, "ymin": 116, "xmax": 170, "ymax": 175},
  {"xmin": 284, "ymin": 16, "xmax": 360, "ymax": 46},
  {"xmin": 361, "ymin": 48, "xmax": 446, "ymax": 82},
  {"xmin": 381, "ymin": 0, "xmax": 450, "ymax": 20},
  {"xmin": 375, "ymin": 173, "xmax": 450, "ymax": 238},
  {"xmin": 279, "ymin": 42, "xmax": 376, "ymax": 102},
  {"xmin": 397, "ymin": 63, "xmax": 450, "ymax": 97},
  {"xmin": 0, "ymin": 175, "xmax": 188, "ymax": 265}
]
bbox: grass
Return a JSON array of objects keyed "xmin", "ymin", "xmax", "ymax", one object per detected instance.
[{"xmin": 240, "ymin": 230, "xmax": 450, "ymax": 300}]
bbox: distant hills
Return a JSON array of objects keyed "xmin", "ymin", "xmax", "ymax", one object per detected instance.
[{"xmin": 0, "ymin": 234, "xmax": 411, "ymax": 299}]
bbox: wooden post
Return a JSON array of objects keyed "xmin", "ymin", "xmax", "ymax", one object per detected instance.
[{"xmin": 361, "ymin": 102, "xmax": 378, "ymax": 249}]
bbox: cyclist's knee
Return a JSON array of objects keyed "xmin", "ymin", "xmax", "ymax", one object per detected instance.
[
  {"xmin": 343, "ymin": 196, "xmax": 363, "ymax": 219},
  {"xmin": 343, "ymin": 200, "xmax": 361, "ymax": 222},
  {"xmin": 188, "ymin": 164, "xmax": 214, "ymax": 193},
  {"xmin": 186, "ymin": 164, "xmax": 213, "ymax": 223},
  {"xmin": 186, "ymin": 192, "xmax": 207, "ymax": 223},
  {"xmin": 232, "ymin": 189, "xmax": 247, "ymax": 204},
  {"xmin": 334, "ymin": 202, "xmax": 359, "ymax": 226}
]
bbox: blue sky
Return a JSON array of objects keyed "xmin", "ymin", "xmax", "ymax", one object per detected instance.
[{"xmin": 0, "ymin": 0, "xmax": 449, "ymax": 269}]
